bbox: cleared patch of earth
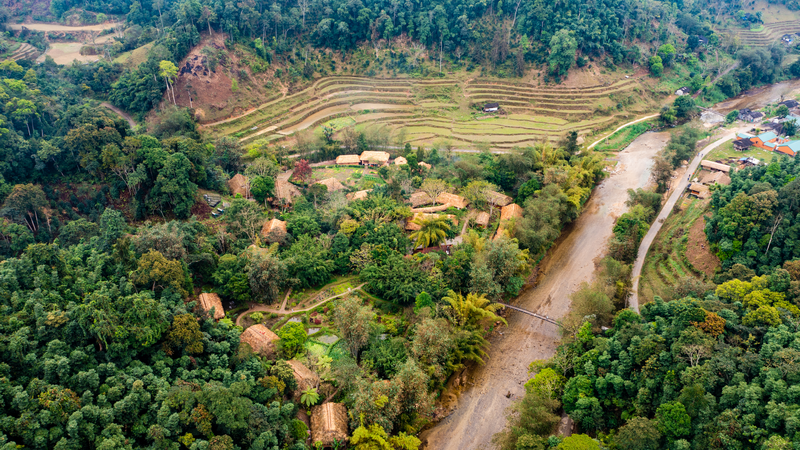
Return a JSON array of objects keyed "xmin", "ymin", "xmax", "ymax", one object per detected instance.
[
  {"xmin": 686, "ymin": 212, "xmax": 720, "ymax": 277},
  {"xmin": 36, "ymin": 43, "xmax": 99, "ymax": 65},
  {"xmin": 420, "ymin": 131, "xmax": 669, "ymax": 450},
  {"xmin": 7, "ymin": 22, "xmax": 121, "ymax": 31}
]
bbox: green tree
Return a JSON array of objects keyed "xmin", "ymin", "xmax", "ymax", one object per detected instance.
[
  {"xmin": 409, "ymin": 215, "xmax": 450, "ymax": 248},
  {"xmin": 333, "ymin": 296, "xmax": 374, "ymax": 359},
  {"xmin": 655, "ymin": 401, "xmax": 691, "ymax": 440},
  {"xmin": 442, "ymin": 290, "xmax": 506, "ymax": 329},
  {"xmin": 776, "ymin": 104, "xmax": 790, "ymax": 118},
  {"xmin": 2, "ymin": 183, "xmax": 47, "ymax": 233},
  {"xmin": 248, "ymin": 253, "xmax": 287, "ymax": 304},
  {"xmin": 784, "ymin": 119, "xmax": 797, "ymax": 137},
  {"xmin": 548, "ymin": 29, "xmax": 578, "ymax": 76},
  {"xmin": 159, "ymin": 60, "xmax": 178, "ymax": 105},
  {"xmin": 250, "ymin": 175, "xmax": 275, "ymax": 207},
  {"xmin": 615, "ymin": 417, "xmax": 661, "ymax": 450},
  {"xmin": 163, "ymin": 313, "xmax": 204, "ymax": 355},
  {"xmin": 649, "ymin": 55, "xmax": 663, "ymax": 77},
  {"xmin": 557, "ymin": 434, "xmax": 600, "ymax": 449},
  {"xmin": 300, "ymin": 387, "xmax": 319, "ymax": 408},
  {"xmin": 277, "ymin": 322, "xmax": 307, "ymax": 358},
  {"xmin": 657, "ymin": 44, "xmax": 676, "ymax": 66},
  {"xmin": 131, "ymin": 250, "xmax": 188, "ymax": 296}
]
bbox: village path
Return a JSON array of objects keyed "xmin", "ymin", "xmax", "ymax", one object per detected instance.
[
  {"xmin": 100, "ymin": 102, "xmax": 136, "ymax": 129},
  {"xmin": 628, "ymin": 125, "xmax": 750, "ymax": 312},
  {"xmin": 421, "ymin": 132, "xmax": 669, "ymax": 450},
  {"xmin": 587, "ymin": 114, "xmax": 661, "ymax": 149},
  {"xmin": 234, "ymin": 283, "xmax": 366, "ymax": 327}
]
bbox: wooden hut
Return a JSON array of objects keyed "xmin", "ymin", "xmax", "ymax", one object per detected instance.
[
  {"xmin": 335, "ymin": 154, "xmax": 361, "ymax": 166},
  {"xmin": 310, "ymin": 403, "xmax": 349, "ymax": 448},
  {"xmin": 261, "ymin": 218, "xmax": 287, "ymax": 239},
  {"xmin": 409, "ymin": 191, "xmax": 434, "ymax": 207},
  {"xmin": 486, "ymin": 190, "xmax": 513, "ymax": 207},
  {"xmin": 475, "ymin": 211, "xmax": 490, "ymax": 228},
  {"xmin": 436, "ymin": 192, "xmax": 469, "ymax": 209},
  {"xmin": 359, "ymin": 151, "xmax": 390, "ymax": 166},
  {"xmin": 287, "ymin": 360, "xmax": 320, "ymax": 399},
  {"xmin": 239, "ymin": 324, "xmax": 280, "ymax": 358},
  {"xmin": 198, "ymin": 293, "xmax": 224, "ymax": 320},
  {"xmin": 316, "ymin": 178, "xmax": 346, "ymax": 192},
  {"xmin": 227, "ymin": 174, "xmax": 250, "ymax": 198},
  {"xmin": 418, "ymin": 162, "xmax": 432, "ymax": 170},
  {"xmin": 394, "ymin": 156, "xmax": 408, "ymax": 165}
]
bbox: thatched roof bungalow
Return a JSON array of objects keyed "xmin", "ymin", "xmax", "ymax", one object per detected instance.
[
  {"xmin": 287, "ymin": 359, "xmax": 320, "ymax": 398},
  {"xmin": 310, "ymin": 403, "xmax": 349, "ymax": 448},
  {"xmin": 418, "ymin": 162, "xmax": 432, "ymax": 170},
  {"xmin": 261, "ymin": 218, "xmax": 287, "ymax": 238},
  {"xmin": 276, "ymin": 180, "xmax": 302, "ymax": 204},
  {"xmin": 227, "ymin": 174, "xmax": 250, "ymax": 198},
  {"xmin": 359, "ymin": 151, "xmax": 390, "ymax": 166},
  {"xmin": 335, "ymin": 154, "xmax": 361, "ymax": 166},
  {"xmin": 198, "ymin": 293, "xmax": 224, "ymax": 320},
  {"xmin": 316, "ymin": 178, "xmax": 346, "ymax": 192},
  {"xmin": 240, "ymin": 324, "xmax": 280, "ymax": 358},
  {"xmin": 436, "ymin": 192, "xmax": 469, "ymax": 209},
  {"xmin": 500, "ymin": 203, "xmax": 524, "ymax": 221},
  {"xmin": 394, "ymin": 156, "xmax": 408, "ymax": 165},
  {"xmin": 347, "ymin": 189, "xmax": 371, "ymax": 201},
  {"xmin": 486, "ymin": 190, "xmax": 513, "ymax": 207},
  {"xmin": 409, "ymin": 191, "xmax": 434, "ymax": 207},
  {"xmin": 475, "ymin": 211, "xmax": 490, "ymax": 228}
]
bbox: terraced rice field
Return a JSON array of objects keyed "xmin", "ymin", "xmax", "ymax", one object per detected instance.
[
  {"xmin": 723, "ymin": 20, "xmax": 800, "ymax": 47},
  {"xmin": 2, "ymin": 43, "xmax": 39, "ymax": 61},
  {"xmin": 204, "ymin": 75, "xmax": 644, "ymax": 149}
]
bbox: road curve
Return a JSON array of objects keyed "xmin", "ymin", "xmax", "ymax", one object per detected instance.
[
  {"xmin": 628, "ymin": 126, "xmax": 749, "ymax": 312},
  {"xmin": 100, "ymin": 102, "xmax": 136, "ymax": 129},
  {"xmin": 587, "ymin": 114, "xmax": 660, "ymax": 149}
]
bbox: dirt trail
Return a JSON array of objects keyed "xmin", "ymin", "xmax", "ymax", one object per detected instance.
[
  {"xmin": 420, "ymin": 131, "xmax": 669, "ymax": 450},
  {"xmin": 100, "ymin": 102, "xmax": 136, "ymax": 129}
]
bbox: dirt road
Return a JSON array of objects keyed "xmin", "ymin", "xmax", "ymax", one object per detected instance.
[
  {"xmin": 100, "ymin": 102, "xmax": 136, "ymax": 129},
  {"xmin": 587, "ymin": 114, "xmax": 660, "ymax": 149},
  {"xmin": 421, "ymin": 132, "xmax": 669, "ymax": 450},
  {"xmin": 628, "ymin": 126, "xmax": 750, "ymax": 311}
]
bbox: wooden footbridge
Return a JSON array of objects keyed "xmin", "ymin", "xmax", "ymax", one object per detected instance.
[{"xmin": 495, "ymin": 302, "xmax": 561, "ymax": 327}]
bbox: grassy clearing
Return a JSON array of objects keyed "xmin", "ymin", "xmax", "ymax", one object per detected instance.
[
  {"xmin": 706, "ymin": 139, "xmax": 777, "ymax": 163},
  {"xmin": 638, "ymin": 198, "xmax": 714, "ymax": 304},
  {"xmin": 594, "ymin": 121, "xmax": 656, "ymax": 151}
]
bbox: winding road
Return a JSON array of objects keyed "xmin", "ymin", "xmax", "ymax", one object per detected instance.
[
  {"xmin": 627, "ymin": 126, "xmax": 750, "ymax": 312},
  {"xmin": 421, "ymin": 131, "xmax": 669, "ymax": 450},
  {"xmin": 101, "ymin": 102, "xmax": 136, "ymax": 129}
]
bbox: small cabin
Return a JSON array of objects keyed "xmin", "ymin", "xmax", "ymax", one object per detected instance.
[
  {"xmin": 261, "ymin": 218, "xmax": 287, "ymax": 240},
  {"xmin": 287, "ymin": 360, "xmax": 320, "ymax": 400},
  {"xmin": 475, "ymin": 211, "xmax": 490, "ymax": 228},
  {"xmin": 359, "ymin": 151, "xmax": 390, "ymax": 166},
  {"xmin": 316, "ymin": 178, "xmax": 346, "ymax": 192},
  {"xmin": 483, "ymin": 102, "xmax": 500, "ymax": 113},
  {"xmin": 347, "ymin": 189, "xmax": 371, "ymax": 201},
  {"xmin": 198, "ymin": 293, "xmax": 225, "ymax": 320},
  {"xmin": 675, "ymin": 87, "xmax": 691, "ymax": 96},
  {"xmin": 335, "ymin": 154, "xmax": 361, "ymax": 166},
  {"xmin": 700, "ymin": 160, "xmax": 732, "ymax": 173},
  {"xmin": 394, "ymin": 156, "xmax": 408, "ymax": 165},
  {"xmin": 688, "ymin": 183, "xmax": 710, "ymax": 199},
  {"xmin": 227, "ymin": 173, "xmax": 250, "ymax": 198}
]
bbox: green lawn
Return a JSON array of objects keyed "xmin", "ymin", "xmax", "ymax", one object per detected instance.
[{"xmin": 706, "ymin": 140, "xmax": 777, "ymax": 163}]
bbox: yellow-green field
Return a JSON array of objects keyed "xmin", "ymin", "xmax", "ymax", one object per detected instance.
[{"xmin": 203, "ymin": 75, "xmax": 655, "ymax": 149}]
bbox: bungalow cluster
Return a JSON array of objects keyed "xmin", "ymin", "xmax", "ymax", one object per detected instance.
[{"xmin": 735, "ymin": 130, "xmax": 800, "ymax": 157}]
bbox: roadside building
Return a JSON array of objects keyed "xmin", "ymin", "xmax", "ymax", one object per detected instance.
[
  {"xmin": 239, "ymin": 324, "xmax": 280, "ymax": 358},
  {"xmin": 751, "ymin": 131, "xmax": 779, "ymax": 151},
  {"xmin": 738, "ymin": 109, "xmax": 765, "ymax": 123},
  {"xmin": 310, "ymin": 403, "xmax": 349, "ymax": 448},
  {"xmin": 483, "ymin": 102, "xmax": 500, "ymax": 112},
  {"xmin": 198, "ymin": 293, "xmax": 224, "ymax": 320},
  {"xmin": 700, "ymin": 160, "xmax": 732, "ymax": 173},
  {"xmin": 776, "ymin": 140, "xmax": 800, "ymax": 157},
  {"xmin": 779, "ymin": 99, "xmax": 799, "ymax": 109},
  {"xmin": 688, "ymin": 183, "xmax": 710, "ymax": 199},
  {"xmin": 734, "ymin": 134, "xmax": 755, "ymax": 151},
  {"xmin": 698, "ymin": 170, "xmax": 731, "ymax": 186},
  {"xmin": 738, "ymin": 156, "xmax": 760, "ymax": 167},
  {"xmin": 335, "ymin": 154, "xmax": 361, "ymax": 166}
]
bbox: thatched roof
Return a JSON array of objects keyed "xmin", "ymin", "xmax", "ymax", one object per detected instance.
[
  {"xmin": 406, "ymin": 213, "xmax": 457, "ymax": 231},
  {"xmin": 411, "ymin": 204, "xmax": 450, "ymax": 213},
  {"xmin": 475, "ymin": 211, "xmax": 490, "ymax": 227},
  {"xmin": 700, "ymin": 160, "xmax": 731, "ymax": 173},
  {"xmin": 419, "ymin": 162, "xmax": 432, "ymax": 170},
  {"xmin": 486, "ymin": 190, "xmax": 513, "ymax": 207},
  {"xmin": 409, "ymin": 191, "xmax": 434, "ymax": 207},
  {"xmin": 227, "ymin": 174, "xmax": 249, "ymax": 197},
  {"xmin": 437, "ymin": 192, "xmax": 469, "ymax": 209},
  {"xmin": 240, "ymin": 324, "xmax": 279, "ymax": 357},
  {"xmin": 500, "ymin": 203, "xmax": 524, "ymax": 221},
  {"xmin": 311, "ymin": 403, "xmax": 349, "ymax": 448},
  {"xmin": 336, "ymin": 154, "xmax": 361, "ymax": 165},
  {"xmin": 316, "ymin": 178, "xmax": 346, "ymax": 192},
  {"xmin": 698, "ymin": 170, "xmax": 732, "ymax": 186},
  {"xmin": 347, "ymin": 189, "xmax": 371, "ymax": 201},
  {"xmin": 276, "ymin": 180, "xmax": 302, "ymax": 204},
  {"xmin": 261, "ymin": 218, "xmax": 287, "ymax": 238},
  {"xmin": 359, "ymin": 151, "xmax": 390, "ymax": 165},
  {"xmin": 394, "ymin": 156, "xmax": 408, "ymax": 165},
  {"xmin": 287, "ymin": 359, "xmax": 320, "ymax": 399},
  {"xmin": 198, "ymin": 293, "xmax": 224, "ymax": 320}
]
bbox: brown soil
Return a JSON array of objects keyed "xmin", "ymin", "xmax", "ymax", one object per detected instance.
[
  {"xmin": 420, "ymin": 131, "xmax": 668, "ymax": 450},
  {"xmin": 686, "ymin": 213, "xmax": 720, "ymax": 277},
  {"xmin": 171, "ymin": 34, "xmax": 234, "ymax": 115}
]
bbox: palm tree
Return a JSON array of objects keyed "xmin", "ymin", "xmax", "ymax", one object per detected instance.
[
  {"xmin": 409, "ymin": 215, "xmax": 450, "ymax": 249},
  {"xmin": 442, "ymin": 290, "xmax": 507, "ymax": 329},
  {"xmin": 300, "ymin": 387, "xmax": 320, "ymax": 408}
]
